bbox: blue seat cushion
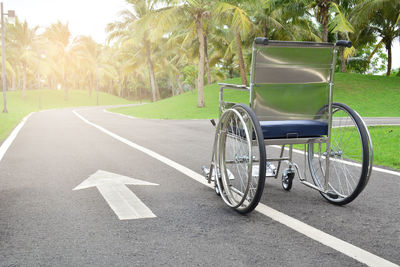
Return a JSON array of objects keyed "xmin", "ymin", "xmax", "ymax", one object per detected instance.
[{"xmin": 260, "ymin": 120, "xmax": 328, "ymax": 139}]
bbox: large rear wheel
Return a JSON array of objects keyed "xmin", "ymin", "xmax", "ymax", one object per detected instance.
[
  {"xmin": 308, "ymin": 103, "xmax": 373, "ymax": 205},
  {"xmin": 217, "ymin": 104, "xmax": 266, "ymax": 213}
]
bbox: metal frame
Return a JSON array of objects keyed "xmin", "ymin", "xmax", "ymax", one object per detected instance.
[
  {"xmin": 216, "ymin": 40, "xmax": 340, "ymax": 194},
  {"xmin": 200, "ymin": 38, "xmax": 375, "ymax": 213}
]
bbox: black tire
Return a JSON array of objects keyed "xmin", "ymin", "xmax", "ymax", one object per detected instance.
[
  {"xmin": 308, "ymin": 102, "xmax": 372, "ymax": 205},
  {"xmin": 217, "ymin": 104, "xmax": 266, "ymax": 214},
  {"xmin": 282, "ymin": 171, "xmax": 294, "ymax": 191}
]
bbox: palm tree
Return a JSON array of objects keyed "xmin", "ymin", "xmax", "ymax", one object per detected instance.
[
  {"xmin": 249, "ymin": 0, "xmax": 286, "ymax": 39},
  {"xmin": 159, "ymin": 0, "xmax": 215, "ymax": 107},
  {"xmin": 208, "ymin": 27, "xmax": 237, "ymax": 78},
  {"xmin": 353, "ymin": 0, "xmax": 400, "ymax": 75},
  {"xmin": 107, "ymin": 0, "xmax": 163, "ymax": 102},
  {"xmin": 315, "ymin": 0, "xmax": 333, "ymax": 42},
  {"xmin": 7, "ymin": 19, "xmax": 37, "ymax": 98},
  {"xmin": 277, "ymin": 0, "xmax": 353, "ymax": 44},
  {"xmin": 44, "ymin": 21, "xmax": 71, "ymax": 100},
  {"xmin": 215, "ymin": 1, "xmax": 253, "ymax": 86},
  {"xmin": 72, "ymin": 36, "xmax": 102, "ymax": 97},
  {"xmin": 329, "ymin": 1, "xmax": 355, "ymax": 72}
]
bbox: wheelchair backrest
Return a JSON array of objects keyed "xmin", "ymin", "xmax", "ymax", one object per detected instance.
[{"xmin": 250, "ymin": 40, "xmax": 335, "ymax": 122}]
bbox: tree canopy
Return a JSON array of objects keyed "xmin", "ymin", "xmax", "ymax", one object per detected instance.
[{"xmin": 2, "ymin": 0, "xmax": 398, "ymax": 107}]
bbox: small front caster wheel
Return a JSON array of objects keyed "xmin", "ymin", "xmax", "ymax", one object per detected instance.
[
  {"xmin": 282, "ymin": 169, "xmax": 295, "ymax": 191},
  {"xmin": 214, "ymin": 184, "xmax": 221, "ymax": 196}
]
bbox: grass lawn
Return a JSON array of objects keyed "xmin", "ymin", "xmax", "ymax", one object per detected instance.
[
  {"xmin": 368, "ymin": 126, "xmax": 400, "ymax": 170},
  {"xmin": 0, "ymin": 89, "xmax": 134, "ymax": 142},
  {"xmin": 110, "ymin": 73, "xmax": 400, "ymax": 119},
  {"xmin": 296, "ymin": 126, "xmax": 399, "ymax": 171},
  {"xmin": 109, "ymin": 73, "xmax": 399, "ymax": 170}
]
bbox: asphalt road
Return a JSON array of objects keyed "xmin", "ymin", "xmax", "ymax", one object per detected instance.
[{"xmin": 0, "ymin": 107, "xmax": 399, "ymax": 266}]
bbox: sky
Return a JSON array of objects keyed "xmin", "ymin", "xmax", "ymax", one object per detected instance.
[
  {"xmin": 3, "ymin": 0, "xmax": 400, "ymax": 71},
  {"xmin": 3, "ymin": 0, "xmax": 131, "ymax": 44}
]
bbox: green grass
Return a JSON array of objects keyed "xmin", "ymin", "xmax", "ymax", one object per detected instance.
[
  {"xmin": 110, "ymin": 73, "xmax": 400, "ymax": 119},
  {"xmin": 295, "ymin": 126, "xmax": 399, "ymax": 171},
  {"xmin": 0, "ymin": 89, "xmax": 134, "ymax": 142},
  {"xmin": 368, "ymin": 126, "xmax": 400, "ymax": 170},
  {"xmin": 111, "ymin": 79, "xmax": 249, "ymax": 119},
  {"xmin": 334, "ymin": 73, "xmax": 400, "ymax": 117},
  {"xmin": 109, "ymin": 73, "xmax": 400, "ymax": 170}
]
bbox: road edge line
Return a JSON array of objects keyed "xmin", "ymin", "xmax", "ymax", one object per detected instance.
[
  {"xmin": 73, "ymin": 109, "xmax": 399, "ymax": 267},
  {"xmin": 73, "ymin": 109, "xmax": 212, "ymax": 189},
  {"xmin": 0, "ymin": 113, "xmax": 33, "ymax": 163},
  {"xmin": 105, "ymin": 111, "xmax": 400, "ymax": 177},
  {"xmin": 286, "ymin": 146, "xmax": 400, "ymax": 177},
  {"xmin": 255, "ymin": 204, "xmax": 398, "ymax": 267},
  {"xmin": 103, "ymin": 109, "xmax": 138, "ymax": 119}
]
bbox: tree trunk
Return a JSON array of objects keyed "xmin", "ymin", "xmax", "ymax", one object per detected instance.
[
  {"xmin": 177, "ymin": 77, "xmax": 184, "ymax": 94},
  {"xmin": 170, "ymin": 78, "xmax": 175, "ymax": 97},
  {"xmin": 204, "ymin": 32, "xmax": 211, "ymax": 85},
  {"xmin": 89, "ymin": 74, "xmax": 93, "ymax": 96},
  {"xmin": 340, "ymin": 46, "xmax": 346, "ymax": 72},
  {"xmin": 96, "ymin": 69, "xmax": 99, "ymax": 105},
  {"xmin": 386, "ymin": 42, "xmax": 392, "ymax": 76},
  {"xmin": 337, "ymin": 33, "xmax": 346, "ymax": 72},
  {"xmin": 63, "ymin": 71, "xmax": 68, "ymax": 101},
  {"xmin": 12, "ymin": 73, "xmax": 16, "ymax": 91},
  {"xmin": 22, "ymin": 64, "xmax": 26, "ymax": 99},
  {"xmin": 263, "ymin": 19, "xmax": 268, "ymax": 38},
  {"xmin": 319, "ymin": 1, "xmax": 330, "ymax": 42},
  {"xmin": 196, "ymin": 12, "xmax": 205, "ymax": 108},
  {"xmin": 118, "ymin": 76, "xmax": 122, "ymax": 97},
  {"xmin": 145, "ymin": 40, "xmax": 160, "ymax": 102},
  {"xmin": 229, "ymin": 68, "xmax": 234, "ymax": 78},
  {"xmin": 235, "ymin": 31, "xmax": 248, "ymax": 86}
]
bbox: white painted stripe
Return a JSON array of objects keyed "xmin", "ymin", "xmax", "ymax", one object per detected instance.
[
  {"xmin": 366, "ymin": 124, "xmax": 400, "ymax": 126},
  {"xmin": 0, "ymin": 113, "xmax": 33, "ymax": 162},
  {"xmin": 73, "ymin": 110, "xmax": 212, "ymax": 189},
  {"xmin": 273, "ymin": 145, "xmax": 400, "ymax": 178},
  {"xmin": 103, "ymin": 108, "xmax": 214, "ymax": 121},
  {"xmin": 103, "ymin": 109, "xmax": 137, "ymax": 119},
  {"xmin": 255, "ymin": 204, "xmax": 398, "ymax": 267},
  {"xmin": 73, "ymin": 109, "xmax": 398, "ymax": 267},
  {"xmin": 97, "ymin": 183, "xmax": 156, "ymax": 220},
  {"xmin": 73, "ymin": 170, "xmax": 159, "ymax": 220},
  {"xmin": 105, "ymin": 110, "xmax": 400, "ymax": 177}
]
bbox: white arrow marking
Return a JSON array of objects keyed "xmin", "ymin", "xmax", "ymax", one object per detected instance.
[{"xmin": 73, "ymin": 170, "xmax": 158, "ymax": 220}]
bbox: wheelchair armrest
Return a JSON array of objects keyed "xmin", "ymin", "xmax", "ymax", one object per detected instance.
[
  {"xmin": 218, "ymin": 84, "xmax": 249, "ymax": 116},
  {"xmin": 218, "ymin": 83, "xmax": 249, "ymax": 91}
]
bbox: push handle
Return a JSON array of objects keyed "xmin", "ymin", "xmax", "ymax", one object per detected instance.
[
  {"xmin": 336, "ymin": 40, "xmax": 352, "ymax": 48},
  {"xmin": 254, "ymin": 37, "xmax": 268, "ymax": 45}
]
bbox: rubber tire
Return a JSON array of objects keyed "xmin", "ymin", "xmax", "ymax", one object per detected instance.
[
  {"xmin": 308, "ymin": 102, "xmax": 370, "ymax": 205},
  {"xmin": 282, "ymin": 172, "xmax": 294, "ymax": 191},
  {"xmin": 218, "ymin": 104, "xmax": 266, "ymax": 214}
]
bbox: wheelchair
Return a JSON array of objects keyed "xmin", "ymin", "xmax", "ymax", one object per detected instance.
[{"xmin": 202, "ymin": 38, "xmax": 373, "ymax": 214}]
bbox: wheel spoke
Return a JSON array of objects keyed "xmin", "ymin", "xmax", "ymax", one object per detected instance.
[
  {"xmin": 217, "ymin": 105, "xmax": 266, "ymax": 213},
  {"xmin": 308, "ymin": 103, "xmax": 370, "ymax": 205}
]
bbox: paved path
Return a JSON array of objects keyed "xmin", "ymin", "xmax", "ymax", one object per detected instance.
[
  {"xmin": 360, "ymin": 117, "xmax": 400, "ymax": 126},
  {"xmin": 0, "ymin": 107, "xmax": 399, "ymax": 266}
]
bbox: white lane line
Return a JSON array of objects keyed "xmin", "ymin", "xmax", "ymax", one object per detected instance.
[
  {"xmin": 0, "ymin": 113, "xmax": 33, "ymax": 163},
  {"xmin": 73, "ymin": 109, "xmax": 398, "ymax": 267},
  {"xmin": 271, "ymin": 145, "xmax": 400, "ymax": 178},
  {"xmin": 73, "ymin": 110, "xmax": 211, "ymax": 188},
  {"xmin": 103, "ymin": 109, "xmax": 137, "ymax": 119},
  {"xmin": 105, "ymin": 110, "xmax": 400, "ymax": 177},
  {"xmin": 256, "ymin": 205, "xmax": 398, "ymax": 267}
]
